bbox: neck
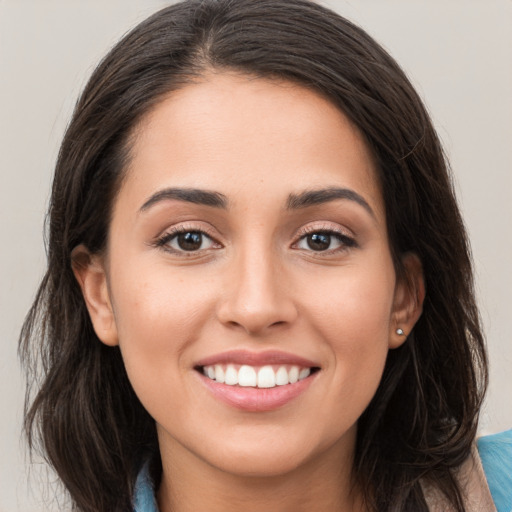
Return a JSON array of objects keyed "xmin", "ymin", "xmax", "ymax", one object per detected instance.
[{"xmin": 156, "ymin": 432, "xmax": 365, "ymax": 512}]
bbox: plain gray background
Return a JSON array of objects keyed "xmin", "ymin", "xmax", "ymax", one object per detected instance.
[{"xmin": 1, "ymin": 1, "xmax": 511, "ymax": 510}]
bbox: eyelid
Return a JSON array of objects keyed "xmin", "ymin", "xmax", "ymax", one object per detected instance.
[
  {"xmin": 293, "ymin": 222, "xmax": 355, "ymax": 241},
  {"xmin": 151, "ymin": 221, "xmax": 357, "ymax": 256},
  {"xmin": 157, "ymin": 220, "xmax": 221, "ymax": 239},
  {"xmin": 153, "ymin": 222, "xmax": 223, "ymax": 254},
  {"xmin": 291, "ymin": 222, "xmax": 358, "ymax": 252}
]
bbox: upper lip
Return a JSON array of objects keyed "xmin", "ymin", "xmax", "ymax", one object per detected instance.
[{"xmin": 195, "ymin": 349, "xmax": 319, "ymax": 368}]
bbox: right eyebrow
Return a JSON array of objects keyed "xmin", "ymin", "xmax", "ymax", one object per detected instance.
[
  {"xmin": 286, "ymin": 187, "xmax": 375, "ymax": 219},
  {"xmin": 139, "ymin": 187, "xmax": 229, "ymax": 212}
]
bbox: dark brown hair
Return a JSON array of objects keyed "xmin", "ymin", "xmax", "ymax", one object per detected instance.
[{"xmin": 20, "ymin": 1, "xmax": 487, "ymax": 511}]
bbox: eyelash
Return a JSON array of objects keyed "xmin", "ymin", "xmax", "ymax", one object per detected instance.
[
  {"xmin": 153, "ymin": 224, "xmax": 357, "ymax": 256},
  {"xmin": 292, "ymin": 225, "xmax": 357, "ymax": 254},
  {"xmin": 154, "ymin": 225, "xmax": 220, "ymax": 255}
]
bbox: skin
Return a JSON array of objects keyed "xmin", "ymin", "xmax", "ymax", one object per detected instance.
[{"xmin": 74, "ymin": 73, "xmax": 424, "ymax": 511}]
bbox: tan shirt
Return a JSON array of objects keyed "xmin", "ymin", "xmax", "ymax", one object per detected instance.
[{"xmin": 423, "ymin": 445, "xmax": 496, "ymax": 511}]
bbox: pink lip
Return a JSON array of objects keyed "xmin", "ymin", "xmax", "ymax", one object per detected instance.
[
  {"xmin": 194, "ymin": 350, "xmax": 320, "ymax": 412},
  {"xmin": 195, "ymin": 349, "xmax": 319, "ymax": 368},
  {"xmin": 197, "ymin": 371, "xmax": 317, "ymax": 412}
]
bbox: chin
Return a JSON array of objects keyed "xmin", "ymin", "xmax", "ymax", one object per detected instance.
[
  {"xmin": 199, "ymin": 429, "xmax": 340, "ymax": 479},
  {"xmin": 211, "ymin": 450, "xmax": 309, "ymax": 479}
]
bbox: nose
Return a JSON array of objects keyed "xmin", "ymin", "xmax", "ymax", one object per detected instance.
[{"xmin": 216, "ymin": 246, "xmax": 298, "ymax": 335}]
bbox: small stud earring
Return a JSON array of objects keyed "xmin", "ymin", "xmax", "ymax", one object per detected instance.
[{"xmin": 396, "ymin": 328, "xmax": 405, "ymax": 336}]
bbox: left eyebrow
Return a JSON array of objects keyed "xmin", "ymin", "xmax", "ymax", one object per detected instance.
[
  {"xmin": 286, "ymin": 187, "xmax": 375, "ymax": 218},
  {"xmin": 139, "ymin": 187, "xmax": 229, "ymax": 212}
]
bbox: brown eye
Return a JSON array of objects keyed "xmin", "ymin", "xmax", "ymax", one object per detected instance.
[
  {"xmin": 307, "ymin": 233, "xmax": 331, "ymax": 251},
  {"xmin": 296, "ymin": 230, "xmax": 356, "ymax": 253},
  {"xmin": 176, "ymin": 232, "xmax": 203, "ymax": 251},
  {"xmin": 160, "ymin": 230, "xmax": 217, "ymax": 253}
]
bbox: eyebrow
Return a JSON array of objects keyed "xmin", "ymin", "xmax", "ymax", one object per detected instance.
[
  {"xmin": 286, "ymin": 187, "xmax": 375, "ymax": 217},
  {"xmin": 139, "ymin": 186, "xmax": 374, "ymax": 217},
  {"xmin": 139, "ymin": 187, "xmax": 228, "ymax": 212}
]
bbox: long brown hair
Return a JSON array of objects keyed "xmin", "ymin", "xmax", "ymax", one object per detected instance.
[{"xmin": 20, "ymin": 1, "xmax": 487, "ymax": 510}]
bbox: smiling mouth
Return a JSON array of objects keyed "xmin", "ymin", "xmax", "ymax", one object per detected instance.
[{"xmin": 196, "ymin": 364, "xmax": 320, "ymax": 389}]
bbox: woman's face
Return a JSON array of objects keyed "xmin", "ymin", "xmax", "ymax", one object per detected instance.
[{"xmin": 79, "ymin": 73, "xmax": 421, "ymax": 478}]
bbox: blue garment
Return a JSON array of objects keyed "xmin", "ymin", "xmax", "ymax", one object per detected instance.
[
  {"xmin": 477, "ymin": 429, "xmax": 512, "ymax": 512},
  {"xmin": 133, "ymin": 430, "xmax": 512, "ymax": 512},
  {"xmin": 133, "ymin": 461, "xmax": 159, "ymax": 512}
]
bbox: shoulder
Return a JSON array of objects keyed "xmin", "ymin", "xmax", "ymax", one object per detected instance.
[
  {"xmin": 133, "ymin": 461, "xmax": 159, "ymax": 512},
  {"xmin": 130, "ymin": 437, "xmax": 512, "ymax": 512},
  {"xmin": 477, "ymin": 429, "xmax": 512, "ymax": 512}
]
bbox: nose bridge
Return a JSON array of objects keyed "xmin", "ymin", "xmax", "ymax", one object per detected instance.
[{"xmin": 217, "ymin": 236, "xmax": 297, "ymax": 334}]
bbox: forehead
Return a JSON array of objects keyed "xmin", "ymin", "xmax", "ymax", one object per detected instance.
[{"xmin": 120, "ymin": 72, "xmax": 384, "ymax": 220}]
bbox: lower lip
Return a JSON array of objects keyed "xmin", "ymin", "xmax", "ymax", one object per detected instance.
[{"xmin": 197, "ymin": 372, "xmax": 317, "ymax": 412}]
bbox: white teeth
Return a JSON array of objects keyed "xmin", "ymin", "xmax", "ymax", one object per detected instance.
[
  {"xmin": 299, "ymin": 368, "xmax": 311, "ymax": 380},
  {"xmin": 257, "ymin": 365, "xmax": 276, "ymax": 388},
  {"xmin": 275, "ymin": 366, "xmax": 289, "ymax": 386},
  {"xmin": 224, "ymin": 364, "xmax": 238, "ymax": 385},
  {"xmin": 288, "ymin": 366, "xmax": 299, "ymax": 384},
  {"xmin": 214, "ymin": 364, "xmax": 225, "ymax": 383},
  {"xmin": 202, "ymin": 364, "xmax": 314, "ymax": 388},
  {"xmin": 238, "ymin": 365, "xmax": 257, "ymax": 387}
]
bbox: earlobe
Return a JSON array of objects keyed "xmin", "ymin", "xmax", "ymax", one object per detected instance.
[
  {"xmin": 71, "ymin": 245, "xmax": 118, "ymax": 347},
  {"xmin": 389, "ymin": 253, "xmax": 425, "ymax": 349}
]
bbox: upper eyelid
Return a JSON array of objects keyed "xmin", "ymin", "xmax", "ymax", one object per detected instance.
[
  {"xmin": 154, "ymin": 227, "xmax": 222, "ymax": 257},
  {"xmin": 154, "ymin": 220, "xmax": 355, "ymax": 246},
  {"xmin": 152, "ymin": 224, "xmax": 223, "ymax": 255},
  {"xmin": 291, "ymin": 222, "xmax": 358, "ymax": 251},
  {"xmin": 293, "ymin": 222, "xmax": 354, "ymax": 239},
  {"xmin": 157, "ymin": 222, "xmax": 221, "ymax": 240}
]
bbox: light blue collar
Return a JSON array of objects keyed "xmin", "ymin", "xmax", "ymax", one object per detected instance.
[
  {"xmin": 133, "ymin": 429, "xmax": 512, "ymax": 512},
  {"xmin": 477, "ymin": 429, "xmax": 512, "ymax": 512},
  {"xmin": 133, "ymin": 461, "xmax": 159, "ymax": 512}
]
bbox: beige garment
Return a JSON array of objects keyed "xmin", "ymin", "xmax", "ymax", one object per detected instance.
[{"xmin": 422, "ymin": 444, "xmax": 496, "ymax": 511}]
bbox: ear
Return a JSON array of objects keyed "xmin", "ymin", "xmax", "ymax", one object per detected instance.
[
  {"xmin": 71, "ymin": 245, "xmax": 118, "ymax": 346},
  {"xmin": 389, "ymin": 252, "xmax": 425, "ymax": 349}
]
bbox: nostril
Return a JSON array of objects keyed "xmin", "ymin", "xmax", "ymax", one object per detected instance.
[{"xmin": 215, "ymin": 281, "xmax": 299, "ymax": 334}]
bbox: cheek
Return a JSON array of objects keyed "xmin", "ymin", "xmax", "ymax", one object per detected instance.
[
  {"xmin": 111, "ymin": 263, "xmax": 216, "ymax": 346},
  {"xmin": 298, "ymin": 261, "xmax": 395, "ymax": 407},
  {"xmin": 301, "ymin": 260, "xmax": 395, "ymax": 343},
  {"xmin": 108, "ymin": 265, "xmax": 218, "ymax": 408}
]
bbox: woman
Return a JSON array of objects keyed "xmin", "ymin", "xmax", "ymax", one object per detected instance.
[{"xmin": 19, "ymin": 1, "xmax": 511, "ymax": 511}]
